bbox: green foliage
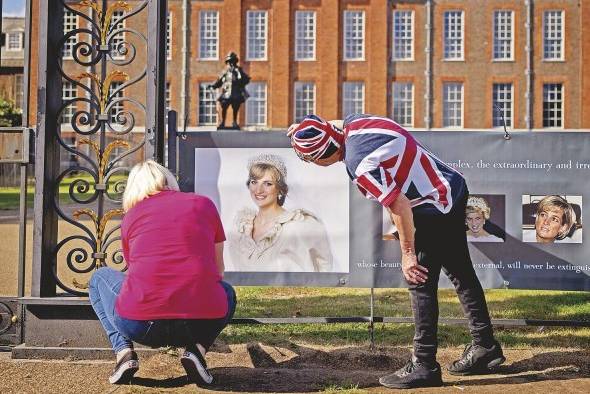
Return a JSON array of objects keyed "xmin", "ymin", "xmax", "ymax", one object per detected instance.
[{"xmin": 0, "ymin": 97, "xmax": 23, "ymax": 127}]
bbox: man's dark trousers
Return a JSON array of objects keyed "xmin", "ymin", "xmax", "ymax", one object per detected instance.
[{"xmin": 409, "ymin": 188, "xmax": 495, "ymax": 364}]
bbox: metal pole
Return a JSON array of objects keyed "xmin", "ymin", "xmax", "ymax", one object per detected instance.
[
  {"xmin": 145, "ymin": 0, "xmax": 167, "ymax": 162},
  {"xmin": 369, "ymin": 287, "xmax": 375, "ymax": 349},
  {"xmin": 180, "ymin": 0, "xmax": 188, "ymax": 128},
  {"xmin": 424, "ymin": 0, "xmax": 433, "ymax": 130},
  {"xmin": 17, "ymin": 0, "xmax": 33, "ymax": 343},
  {"xmin": 525, "ymin": 0, "xmax": 533, "ymax": 130},
  {"xmin": 0, "ymin": 0, "xmax": 3, "ymax": 66}
]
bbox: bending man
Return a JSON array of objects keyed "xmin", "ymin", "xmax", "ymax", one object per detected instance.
[{"xmin": 288, "ymin": 114, "xmax": 505, "ymax": 389}]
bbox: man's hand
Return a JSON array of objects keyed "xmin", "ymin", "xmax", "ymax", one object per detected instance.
[
  {"xmin": 401, "ymin": 251, "xmax": 428, "ymax": 285},
  {"xmin": 287, "ymin": 123, "xmax": 300, "ymax": 137}
]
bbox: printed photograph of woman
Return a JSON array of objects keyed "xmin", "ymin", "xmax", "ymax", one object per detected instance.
[
  {"xmin": 522, "ymin": 195, "xmax": 582, "ymax": 244},
  {"xmin": 228, "ymin": 154, "xmax": 333, "ymax": 272}
]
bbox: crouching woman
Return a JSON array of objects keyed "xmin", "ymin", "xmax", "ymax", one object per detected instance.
[{"xmin": 89, "ymin": 160, "xmax": 236, "ymax": 385}]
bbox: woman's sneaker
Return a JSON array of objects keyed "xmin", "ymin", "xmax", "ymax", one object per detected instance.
[
  {"xmin": 181, "ymin": 346, "xmax": 213, "ymax": 385},
  {"xmin": 447, "ymin": 340, "xmax": 506, "ymax": 375},
  {"xmin": 379, "ymin": 360, "xmax": 443, "ymax": 389},
  {"xmin": 109, "ymin": 350, "xmax": 139, "ymax": 384}
]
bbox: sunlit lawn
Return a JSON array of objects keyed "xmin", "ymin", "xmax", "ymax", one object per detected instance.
[
  {"xmin": 221, "ymin": 287, "xmax": 590, "ymax": 348},
  {"xmin": 0, "ymin": 174, "xmax": 126, "ymax": 210}
]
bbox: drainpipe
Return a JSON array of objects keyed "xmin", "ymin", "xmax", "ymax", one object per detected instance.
[
  {"xmin": 424, "ymin": 0, "xmax": 433, "ymax": 130},
  {"xmin": 525, "ymin": 0, "xmax": 533, "ymax": 130},
  {"xmin": 180, "ymin": 0, "xmax": 188, "ymax": 128}
]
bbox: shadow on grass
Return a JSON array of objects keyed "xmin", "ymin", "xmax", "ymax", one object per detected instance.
[
  {"xmin": 123, "ymin": 344, "xmax": 589, "ymax": 392},
  {"xmin": 131, "ymin": 375, "xmax": 189, "ymax": 389},
  {"xmin": 209, "ymin": 345, "xmax": 589, "ymax": 392},
  {"xmin": 453, "ymin": 350, "xmax": 590, "ymax": 388}
]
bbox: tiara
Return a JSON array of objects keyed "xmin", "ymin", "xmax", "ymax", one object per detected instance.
[
  {"xmin": 466, "ymin": 196, "xmax": 491, "ymax": 218},
  {"xmin": 247, "ymin": 154, "xmax": 287, "ymax": 179}
]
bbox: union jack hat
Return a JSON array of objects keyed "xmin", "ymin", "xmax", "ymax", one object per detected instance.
[{"xmin": 289, "ymin": 115, "xmax": 345, "ymax": 162}]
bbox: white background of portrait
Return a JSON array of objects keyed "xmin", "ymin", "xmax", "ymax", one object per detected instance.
[
  {"xmin": 522, "ymin": 194, "xmax": 583, "ymax": 243},
  {"xmin": 194, "ymin": 147, "xmax": 350, "ymax": 272}
]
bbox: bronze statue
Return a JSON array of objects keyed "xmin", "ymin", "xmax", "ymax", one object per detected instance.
[{"xmin": 208, "ymin": 52, "xmax": 250, "ymax": 130}]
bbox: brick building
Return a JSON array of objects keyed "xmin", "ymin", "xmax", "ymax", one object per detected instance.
[
  {"xmin": 0, "ymin": 16, "xmax": 25, "ymax": 110},
  {"xmin": 5, "ymin": 0, "xmax": 590, "ymax": 132}
]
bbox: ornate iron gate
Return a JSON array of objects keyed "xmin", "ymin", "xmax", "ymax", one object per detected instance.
[{"xmin": 32, "ymin": 0, "xmax": 166, "ymax": 298}]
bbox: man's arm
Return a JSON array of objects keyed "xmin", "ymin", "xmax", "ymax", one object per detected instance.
[{"xmin": 387, "ymin": 194, "xmax": 428, "ymax": 284}]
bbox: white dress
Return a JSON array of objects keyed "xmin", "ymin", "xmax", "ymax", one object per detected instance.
[
  {"xmin": 467, "ymin": 233, "xmax": 503, "ymax": 242},
  {"xmin": 227, "ymin": 208, "xmax": 334, "ymax": 272}
]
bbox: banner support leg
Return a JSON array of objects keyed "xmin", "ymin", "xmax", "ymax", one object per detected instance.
[{"xmin": 369, "ymin": 287, "xmax": 375, "ymax": 349}]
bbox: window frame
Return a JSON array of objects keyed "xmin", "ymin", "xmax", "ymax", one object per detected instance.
[
  {"xmin": 392, "ymin": 10, "xmax": 414, "ymax": 61},
  {"xmin": 245, "ymin": 82, "xmax": 268, "ymax": 126},
  {"xmin": 198, "ymin": 10, "xmax": 219, "ymax": 60},
  {"xmin": 542, "ymin": 83, "xmax": 564, "ymax": 129},
  {"xmin": 110, "ymin": 10, "xmax": 126, "ymax": 60},
  {"xmin": 246, "ymin": 10, "xmax": 268, "ymax": 61},
  {"xmin": 294, "ymin": 10, "xmax": 317, "ymax": 61},
  {"xmin": 6, "ymin": 32, "xmax": 23, "ymax": 51},
  {"xmin": 166, "ymin": 12, "xmax": 173, "ymax": 61},
  {"xmin": 442, "ymin": 82, "xmax": 464, "ymax": 128},
  {"xmin": 343, "ymin": 10, "xmax": 365, "ymax": 61},
  {"xmin": 492, "ymin": 83, "xmax": 513, "ymax": 128},
  {"xmin": 392, "ymin": 82, "xmax": 414, "ymax": 127},
  {"xmin": 443, "ymin": 10, "xmax": 464, "ymax": 61},
  {"xmin": 293, "ymin": 82, "xmax": 316, "ymax": 123},
  {"xmin": 61, "ymin": 81, "xmax": 77, "ymax": 124},
  {"xmin": 543, "ymin": 10, "xmax": 565, "ymax": 61},
  {"xmin": 342, "ymin": 81, "xmax": 365, "ymax": 118},
  {"xmin": 198, "ymin": 82, "xmax": 217, "ymax": 125},
  {"xmin": 492, "ymin": 10, "xmax": 514, "ymax": 61},
  {"xmin": 62, "ymin": 11, "xmax": 78, "ymax": 59}
]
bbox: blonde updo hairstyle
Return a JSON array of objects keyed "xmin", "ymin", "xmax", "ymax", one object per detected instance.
[
  {"xmin": 466, "ymin": 196, "xmax": 491, "ymax": 220},
  {"xmin": 123, "ymin": 160, "xmax": 179, "ymax": 212}
]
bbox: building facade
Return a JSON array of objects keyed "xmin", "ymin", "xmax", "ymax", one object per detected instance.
[
  {"xmin": 5, "ymin": 0, "xmax": 590, "ymax": 131},
  {"xmin": 0, "ymin": 16, "xmax": 25, "ymax": 110}
]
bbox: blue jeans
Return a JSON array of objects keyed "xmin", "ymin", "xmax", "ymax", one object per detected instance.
[{"xmin": 88, "ymin": 267, "xmax": 237, "ymax": 353}]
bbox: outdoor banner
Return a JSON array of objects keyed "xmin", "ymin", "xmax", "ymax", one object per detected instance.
[{"xmin": 177, "ymin": 131, "xmax": 590, "ymax": 291}]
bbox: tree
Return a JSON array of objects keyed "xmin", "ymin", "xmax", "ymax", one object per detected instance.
[{"xmin": 0, "ymin": 97, "xmax": 23, "ymax": 127}]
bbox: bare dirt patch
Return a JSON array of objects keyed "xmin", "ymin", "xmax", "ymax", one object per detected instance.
[{"xmin": 1, "ymin": 344, "xmax": 589, "ymax": 393}]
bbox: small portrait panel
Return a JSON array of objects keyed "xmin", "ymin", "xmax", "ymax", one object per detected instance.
[
  {"xmin": 465, "ymin": 195, "xmax": 506, "ymax": 243},
  {"xmin": 522, "ymin": 195, "xmax": 583, "ymax": 244},
  {"xmin": 382, "ymin": 194, "xmax": 506, "ymax": 243}
]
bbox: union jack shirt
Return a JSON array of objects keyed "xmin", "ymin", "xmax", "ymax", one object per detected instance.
[{"xmin": 343, "ymin": 114, "xmax": 466, "ymax": 215}]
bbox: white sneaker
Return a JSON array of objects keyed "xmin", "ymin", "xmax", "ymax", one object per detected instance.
[{"xmin": 180, "ymin": 346, "xmax": 213, "ymax": 385}]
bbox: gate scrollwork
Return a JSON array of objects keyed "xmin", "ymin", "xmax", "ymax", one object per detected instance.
[{"xmin": 52, "ymin": 0, "xmax": 149, "ymax": 295}]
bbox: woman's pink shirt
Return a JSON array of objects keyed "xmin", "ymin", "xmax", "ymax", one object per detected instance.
[{"xmin": 115, "ymin": 190, "xmax": 228, "ymax": 319}]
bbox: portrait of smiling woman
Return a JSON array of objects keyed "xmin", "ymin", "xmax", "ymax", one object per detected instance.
[
  {"xmin": 465, "ymin": 196, "xmax": 504, "ymax": 242},
  {"xmin": 522, "ymin": 195, "xmax": 580, "ymax": 243},
  {"xmin": 227, "ymin": 154, "xmax": 334, "ymax": 272}
]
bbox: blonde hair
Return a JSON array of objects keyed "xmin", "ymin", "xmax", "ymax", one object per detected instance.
[
  {"xmin": 536, "ymin": 195, "xmax": 576, "ymax": 240},
  {"xmin": 122, "ymin": 160, "xmax": 179, "ymax": 212},
  {"xmin": 466, "ymin": 196, "xmax": 491, "ymax": 219}
]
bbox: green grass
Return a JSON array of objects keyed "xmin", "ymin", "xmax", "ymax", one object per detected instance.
[
  {"xmin": 0, "ymin": 174, "xmax": 126, "ymax": 210},
  {"xmin": 234, "ymin": 287, "xmax": 590, "ymax": 321},
  {"xmin": 220, "ymin": 287, "xmax": 590, "ymax": 349},
  {"xmin": 322, "ymin": 383, "xmax": 365, "ymax": 393}
]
